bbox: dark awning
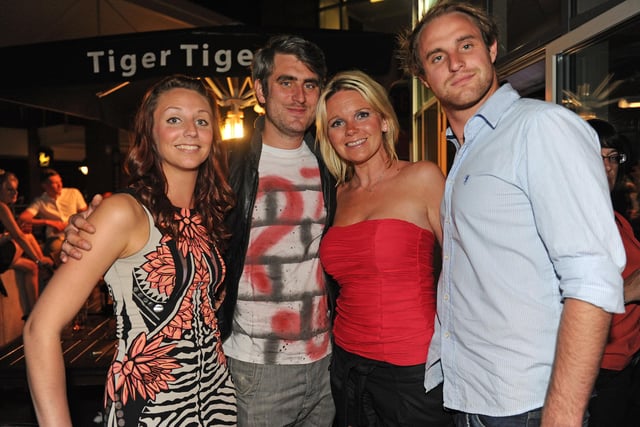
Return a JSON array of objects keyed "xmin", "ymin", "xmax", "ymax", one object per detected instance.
[{"xmin": 0, "ymin": 26, "xmax": 397, "ymax": 129}]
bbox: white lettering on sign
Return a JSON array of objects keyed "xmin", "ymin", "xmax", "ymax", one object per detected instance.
[
  {"xmin": 87, "ymin": 45, "xmax": 255, "ymax": 77},
  {"xmin": 179, "ymin": 44, "xmax": 253, "ymax": 73},
  {"xmin": 87, "ymin": 49, "xmax": 172, "ymax": 77}
]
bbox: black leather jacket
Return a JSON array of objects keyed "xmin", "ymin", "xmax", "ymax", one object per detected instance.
[{"xmin": 218, "ymin": 117, "xmax": 337, "ymax": 340}]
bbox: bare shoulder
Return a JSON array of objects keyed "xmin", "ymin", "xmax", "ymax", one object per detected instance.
[
  {"xmin": 89, "ymin": 193, "xmax": 146, "ymax": 229},
  {"xmin": 84, "ymin": 193, "xmax": 149, "ymax": 257},
  {"xmin": 397, "ymin": 161, "xmax": 445, "ymax": 210},
  {"xmin": 0, "ymin": 201, "xmax": 12, "ymax": 219},
  {"xmin": 0, "ymin": 202, "xmax": 18, "ymax": 233},
  {"xmin": 399, "ymin": 160, "xmax": 445, "ymax": 182}
]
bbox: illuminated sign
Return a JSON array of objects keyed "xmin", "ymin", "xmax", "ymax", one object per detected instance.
[{"xmin": 3, "ymin": 26, "xmax": 394, "ymax": 86}]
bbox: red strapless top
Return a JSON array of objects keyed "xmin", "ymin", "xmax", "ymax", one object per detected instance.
[{"xmin": 319, "ymin": 218, "xmax": 437, "ymax": 366}]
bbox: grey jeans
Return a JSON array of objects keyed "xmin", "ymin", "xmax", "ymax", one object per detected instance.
[{"xmin": 228, "ymin": 354, "xmax": 335, "ymax": 426}]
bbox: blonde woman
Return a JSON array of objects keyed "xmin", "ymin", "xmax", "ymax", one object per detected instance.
[{"xmin": 316, "ymin": 70, "xmax": 452, "ymax": 426}]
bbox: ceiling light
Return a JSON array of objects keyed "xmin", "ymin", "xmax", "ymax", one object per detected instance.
[
  {"xmin": 221, "ymin": 109, "xmax": 244, "ymax": 140},
  {"xmin": 618, "ymin": 97, "xmax": 640, "ymax": 109},
  {"xmin": 96, "ymin": 81, "xmax": 130, "ymax": 98}
]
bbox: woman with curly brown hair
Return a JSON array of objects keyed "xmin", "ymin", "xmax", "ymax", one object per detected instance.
[{"xmin": 23, "ymin": 74, "xmax": 237, "ymax": 426}]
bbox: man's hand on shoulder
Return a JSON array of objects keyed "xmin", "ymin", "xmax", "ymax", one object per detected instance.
[{"xmin": 59, "ymin": 194, "xmax": 103, "ymax": 263}]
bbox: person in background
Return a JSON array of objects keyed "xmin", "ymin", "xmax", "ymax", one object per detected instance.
[
  {"xmin": 0, "ymin": 170, "xmax": 53, "ymax": 317},
  {"xmin": 316, "ymin": 69, "xmax": 452, "ymax": 426},
  {"xmin": 399, "ymin": 1, "xmax": 625, "ymax": 426},
  {"xmin": 587, "ymin": 118, "xmax": 640, "ymax": 427},
  {"xmin": 23, "ymin": 75, "xmax": 237, "ymax": 426},
  {"xmin": 622, "ymin": 162, "xmax": 640, "ymax": 238},
  {"xmin": 59, "ymin": 35, "xmax": 337, "ymax": 426},
  {"xmin": 18, "ymin": 168, "xmax": 87, "ymax": 265}
]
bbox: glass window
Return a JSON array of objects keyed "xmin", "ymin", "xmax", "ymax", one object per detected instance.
[
  {"xmin": 572, "ymin": 0, "xmax": 624, "ymax": 21},
  {"xmin": 491, "ymin": 0, "xmax": 566, "ymax": 59},
  {"xmin": 558, "ymin": 15, "xmax": 640, "ymax": 163},
  {"xmin": 319, "ymin": 0, "xmax": 411, "ymax": 33},
  {"xmin": 575, "ymin": 0, "xmax": 613, "ymax": 14},
  {"xmin": 319, "ymin": 0, "xmax": 345, "ymax": 29}
]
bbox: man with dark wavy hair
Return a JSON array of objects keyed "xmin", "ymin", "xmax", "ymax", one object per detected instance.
[{"xmin": 220, "ymin": 34, "xmax": 336, "ymax": 426}]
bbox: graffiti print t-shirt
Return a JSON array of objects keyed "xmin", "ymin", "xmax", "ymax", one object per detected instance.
[{"xmin": 223, "ymin": 142, "xmax": 331, "ymax": 365}]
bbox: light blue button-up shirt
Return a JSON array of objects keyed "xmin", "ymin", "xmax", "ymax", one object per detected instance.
[{"xmin": 425, "ymin": 84, "xmax": 625, "ymax": 416}]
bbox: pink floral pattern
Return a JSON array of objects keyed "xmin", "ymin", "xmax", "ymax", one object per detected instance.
[
  {"xmin": 174, "ymin": 208, "xmax": 211, "ymax": 262},
  {"xmin": 141, "ymin": 243, "xmax": 176, "ymax": 296},
  {"xmin": 106, "ymin": 333, "xmax": 179, "ymax": 405},
  {"xmin": 106, "ymin": 209, "xmax": 228, "ymax": 414}
]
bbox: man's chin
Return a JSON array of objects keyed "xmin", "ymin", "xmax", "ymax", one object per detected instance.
[{"xmin": 287, "ymin": 119, "xmax": 313, "ymax": 133}]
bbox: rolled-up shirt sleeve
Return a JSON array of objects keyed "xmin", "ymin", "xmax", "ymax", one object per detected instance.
[{"xmin": 524, "ymin": 106, "xmax": 625, "ymax": 313}]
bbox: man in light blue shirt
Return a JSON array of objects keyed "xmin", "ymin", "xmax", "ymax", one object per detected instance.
[{"xmin": 399, "ymin": 2, "xmax": 625, "ymax": 426}]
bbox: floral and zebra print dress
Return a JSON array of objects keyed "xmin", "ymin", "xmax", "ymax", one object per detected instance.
[{"xmin": 102, "ymin": 204, "xmax": 236, "ymax": 426}]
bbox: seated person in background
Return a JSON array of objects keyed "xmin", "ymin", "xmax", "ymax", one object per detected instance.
[
  {"xmin": 588, "ymin": 118, "xmax": 640, "ymax": 427},
  {"xmin": 0, "ymin": 170, "xmax": 54, "ymax": 318},
  {"xmin": 18, "ymin": 168, "xmax": 87, "ymax": 265}
]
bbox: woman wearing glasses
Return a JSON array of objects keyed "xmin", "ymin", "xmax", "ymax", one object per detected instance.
[{"xmin": 588, "ymin": 118, "xmax": 640, "ymax": 426}]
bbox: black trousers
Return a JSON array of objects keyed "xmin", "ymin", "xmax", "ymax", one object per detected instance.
[
  {"xmin": 588, "ymin": 351, "xmax": 640, "ymax": 427},
  {"xmin": 330, "ymin": 344, "xmax": 454, "ymax": 427}
]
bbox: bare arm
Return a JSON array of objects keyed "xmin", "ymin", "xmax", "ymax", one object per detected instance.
[
  {"xmin": 419, "ymin": 161, "xmax": 445, "ymax": 246},
  {"xmin": 623, "ymin": 269, "xmax": 640, "ymax": 303},
  {"xmin": 425, "ymin": 168, "xmax": 444, "ymax": 246},
  {"xmin": 24, "ymin": 233, "xmax": 51, "ymax": 264},
  {"xmin": 18, "ymin": 209, "xmax": 66, "ymax": 232},
  {"xmin": 59, "ymin": 194, "xmax": 103, "ymax": 263},
  {"xmin": 541, "ymin": 298, "xmax": 611, "ymax": 427},
  {"xmin": 23, "ymin": 194, "xmax": 147, "ymax": 426},
  {"xmin": 0, "ymin": 202, "xmax": 51, "ymax": 266}
]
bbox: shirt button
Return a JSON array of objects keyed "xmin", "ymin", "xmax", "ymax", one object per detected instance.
[
  {"xmin": 443, "ymin": 294, "xmax": 449, "ymax": 301},
  {"xmin": 444, "ymin": 332, "xmax": 450, "ymax": 338}
]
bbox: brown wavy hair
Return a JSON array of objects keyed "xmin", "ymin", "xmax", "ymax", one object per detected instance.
[{"xmin": 125, "ymin": 74, "xmax": 235, "ymax": 249}]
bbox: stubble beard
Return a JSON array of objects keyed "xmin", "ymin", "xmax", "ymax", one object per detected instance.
[
  {"xmin": 265, "ymin": 106, "xmax": 314, "ymax": 139},
  {"xmin": 440, "ymin": 72, "xmax": 496, "ymax": 113}
]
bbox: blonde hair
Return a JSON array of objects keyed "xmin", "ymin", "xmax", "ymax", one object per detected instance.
[{"xmin": 316, "ymin": 70, "xmax": 399, "ymax": 185}]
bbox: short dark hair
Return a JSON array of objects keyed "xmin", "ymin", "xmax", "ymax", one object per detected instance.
[
  {"xmin": 251, "ymin": 35, "xmax": 327, "ymax": 102},
  {"xmin": 39, "ymin": 168, "xmax": 60, "ymax": 184},
  {"xmin": 588, "ymin": 118, "xmax": 630, "ymax": 153},
  {"xmin": 398, "ymin": 0, "xmax": 498, "ymax": 78}
]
